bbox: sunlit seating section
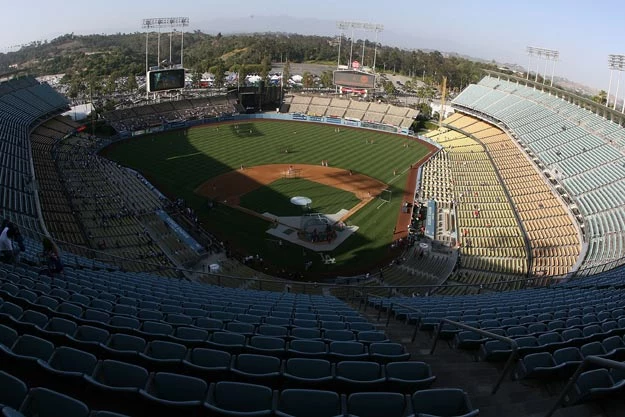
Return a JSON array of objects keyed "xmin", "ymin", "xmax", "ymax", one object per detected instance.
[
  {"xmin": 447, "ymin": 114, "xmax": 581, "ymax": 279},
  {"xmin": 422, "ymin": 127, "xmax": 528, "ymax": 283},
  {"xmin": 453, "ymin": 75, "xmax": 625, "ymax": 274}
]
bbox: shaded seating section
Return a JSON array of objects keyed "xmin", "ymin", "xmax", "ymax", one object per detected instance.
[
  {"xmin": 0, "ymin": 260, "xmax": 478, "ymax": 417},
  {"xmin": 104, "ymin": 96, "xmax": 236, "ymax": 133},
  {"xmin": 0, "ymin": 77, "xmax": 69, "ymax": 233}
]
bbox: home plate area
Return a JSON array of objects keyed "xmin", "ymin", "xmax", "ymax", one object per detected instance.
[{"xmin": 264, "ymin": 210, "xmax": 359, "ymax": 254}]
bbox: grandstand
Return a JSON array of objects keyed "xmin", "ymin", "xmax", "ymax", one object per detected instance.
[
  {"xmin": 422, "ymin": 126, "xmax": 529, "ymax": 289},
  {"xmin": 453, "ymin": 74, "xmax": 625, "ymax": 275},
  {"xmin": 283, "ymin": 94, "xmax": 418, "ymax": 129},
  {"xmin": 105, "ymin": 96, "xmax": 236, "ymax": 133},
  {"xmin": 4, "ymin": 65, "xmax": 625, "ymax": 415},
  {"xmin": 445, "ymin": 114, "xmax": 581, "ymax": 280}
]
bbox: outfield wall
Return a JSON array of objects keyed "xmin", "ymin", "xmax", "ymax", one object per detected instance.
[{"xmin": 116, "ymin": 113, "xmax": 442, "ymax": 150}]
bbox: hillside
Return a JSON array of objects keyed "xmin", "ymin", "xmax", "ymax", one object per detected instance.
[{"xmin": 0, "ymin": 32, "xmax": 494, "ymax": 91}]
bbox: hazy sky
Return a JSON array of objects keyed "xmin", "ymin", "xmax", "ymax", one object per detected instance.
[{"xmin": 1, "ymin": 0, "xmax": 622, "ymax": 89}]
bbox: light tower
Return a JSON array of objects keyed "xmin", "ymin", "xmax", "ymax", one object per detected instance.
[
  {"xmin": 607, "ymin": 55, "xmax": 625, "ymax": 110},
  {"xmin": 142, "ymin": 17, "xmax": 190, "ymax": 72},
  {"xmin": 526, "ymin": 46, "xmax": 559, "ymax": 86}
]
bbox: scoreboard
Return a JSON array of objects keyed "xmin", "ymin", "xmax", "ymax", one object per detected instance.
[
  {"xmin": 147, "ymin": 69, "xmax": 185, "ymax": 92},
  {"xmin": 333, "ymin": 70, "xmax": 375, "ymax": 89}
]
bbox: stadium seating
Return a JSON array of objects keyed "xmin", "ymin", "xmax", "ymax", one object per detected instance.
[
  {"xmin": 422, "ymin": 126, "xmax": 529, "ymax": 286},
  {"xmin": 453, "ymin": 75, "xmax": 625, "ymax": 274},
  {"xmin": 444, "ymin": 114, "xmax": 581, "ymax": 279}
]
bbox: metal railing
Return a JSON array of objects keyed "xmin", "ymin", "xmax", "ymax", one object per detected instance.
[
  {"xmin": 544, "ymin": 355, "xmax": 625, "ymax": 417},
  {"xmin": 430, "ymin": 319, "xmax": 518, "ymax": 395}
]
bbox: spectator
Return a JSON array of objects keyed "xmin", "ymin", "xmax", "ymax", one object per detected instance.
[
  {"xmin": 1, "ymin": 219, "xmax": 25, "ymax": 252},
  {"xmin": 41, "ymin": 237, "xmax": 64, "ymax": 276},
  {"xmin": 0, "ymin": 225, "xmax": 18, "ymax": 263}
]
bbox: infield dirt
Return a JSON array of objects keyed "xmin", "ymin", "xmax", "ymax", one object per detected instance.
[{"xmin": 194, "ymin": 164, "xmax": 388, "ymax": 207}]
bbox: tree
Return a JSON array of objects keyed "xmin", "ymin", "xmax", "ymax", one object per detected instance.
[
  {"xmin": 302, "ymin": 71, "xmax": 314, "ymax": 88},
  {"xmin": 416, "ymin": 102, "xmax": 432, "ymax": 119},
  {"xmin": 282, "ymin": 61, "xmax": 291, "ymax": 86},
  {"xmin": 320, "ymin": 70, "xmax": 333, "ymax": 88},
  {"xmin": 191, "ymin": 69, "xmax": 202, "ymax": 88},
  {"xmin": 592, "ymin": 90, "xmax": 607, "ymax": 105},
  {"xmin": 260, "ymin": 56, "xmax": 271, "ymax": 81},
  {"xmin": 213, "ymin": 60, "xmax": 226, "ymax": 87},
  {"xmin": 383, "ymin": 80, "xmax": 397, "ymax": 96},
  {"xmin": 126, "ymin": 73, "xmax": 138, "ymax": 92},
  {"xmin": 104, "ymin": 74, "xmax": 117, "ymax": 95}
]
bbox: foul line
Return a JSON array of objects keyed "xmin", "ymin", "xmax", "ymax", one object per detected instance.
[
  {"xmin": 166, "ymin": 152, "xmax": 203, "ymax": 161},
  {"xmin": 387, "ymin": 165, "xmax": 413, "ymax": 185}
]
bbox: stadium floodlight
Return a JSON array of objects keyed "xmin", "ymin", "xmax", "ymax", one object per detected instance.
[
  {"xmin": 526, "ymin": 46, "xmax": 559, "ymax": 86},
  {"xmin": 335, "ymin": 21, "xmax": 383, "ymax": 72},
  {"xmin": 607, "ymin": 54, "xmax": 625, "ymax": 111},
  {"xmin": 142, "ymin": 17, "xmax": 190, "ymax": 73}
]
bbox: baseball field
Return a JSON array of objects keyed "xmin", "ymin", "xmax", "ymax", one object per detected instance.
[{"xmin": 101, "ymin": 120, "xmax": 435, "ymax": 276}]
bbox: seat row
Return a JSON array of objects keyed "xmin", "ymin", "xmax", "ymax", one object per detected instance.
[
  {"xmin": 0, "ymin": 368, "xmax": 477, "ymax": 417},
  {"xmin": 515, "ymin": 335, "xmax": 625, "ymax": 380},
  {"xmin": 464, "ymin": 322, "xmax": 625, "ymax": 359},
  {"xmin": 0, "ymin": 331, "xmax": 428, "ymax": 394}
]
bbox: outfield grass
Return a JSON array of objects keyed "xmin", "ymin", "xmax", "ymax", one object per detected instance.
[
  {"xmin": 240, "ymin": 178, "xmax": 359, "ymax": 217},
  {"xmin": 101, "ymin": 120, "xmax": 431, "ymax": 275}
]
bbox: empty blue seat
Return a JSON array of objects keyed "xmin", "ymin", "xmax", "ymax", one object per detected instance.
[
  {"xmin": 288, "ymin": 340, "xmax": 328, "ymax": 359},
  {"xmin": 568, "ymin": 368, "xmax": 625, "ymax": 405},
  {"xmin": 291, "ymin": 328, "xmax": 323, "ymax": 340},
  {"xmin": 139, "ymin": 372, "xmax": 207, "ymax": 415},
  {"xmin": 0, "ymin": 323, "xmax": 18, "ymax": 347},
  {"xmin": 247, "ymin": 336, "xmax": 286, "ymax": 357},
  {"xmin": 283, "ymin": 358, "xmax": 333, "ymax": 388},
  {"xmin": 108, "ymin": 316, "xmax": 140, "ymax": 330},
  {"xmin": 194, "ymin": 317, "xmax": 223, "ymax": 331},
  {"xmin": 515, "ymin": 352, "xmax": 558, "ymax": 380},
  {"xmin": 386, "ymin": 361, "xmax": 436, "ymax": 392},
  {"xmin": 329, "ymin": 341, "xmax": 368, "ymax": 361},
  {"xmin": 231, "ymin": 353, "xmax": 281, "ymax": 386},
  {"xmin": 207, "ymin": 332, "xmax": 247, "ymax": 354},
  {"xmin": 347, "ymin": 392, "xmax": 407, "ymax": 417},
  {"xmin": 139, "ymin": 340, "xmax": 186, "ymax": 372},
  {"xmin": 336, "ymin": 361, "xmax": 385, "ymax": 392},
  {"xmin": 170, "ymin": 327, "xmax": 209, "ymax": 345},
  {"xmin": 139, "ymin": 321, "xmax": 173, "ymax": 338},
  {"xmin": 369, "ymin": 342, "xmax": 410, "ymax": 363},
  {"xmin": 204, "ymin": 381, "xmax": 273, "ymax": 416},
  {"xmin": 348, "ymin": 322, "xmax": 375, "ymax": 333},
  {"xmin": 553, "ymin": 347, "xmax": 584, "ymax": 377},
  {"xmin": 0, "ymin": 334, "xmax": 55, "ymax": 376},
  {"xmin": 100, "ymin": 334, "xmax": 146, "ymax": 361},
  {"xmin": 182, "ymin": 348, "xmax": 231, "ymax": 381},
  {"xmin": 19, "ymin": 387, "xmax": 89, "ymax": 417},
  {"xmin": 276, "ymin": 389, "xmax": 341, "ymax": 417},
  {"xmin": 357, "ymin": 331, "xmax": 389, "ymax": 345},
  {"xmin": 84, "ymin": 359, "xmax": 149, "ymax": 407},
  {"xmin": 323, "ymin": 329, "xmax": 354, "ymax": 342},
  {"xmin": 410, "ymin": 388, "xmax": 479, "ymax": 417},
  {"xmin": 67, "ymin": 325, "xmax": 109, "ymax": 353},
  {"xmin": 0, "ymin": 370, "xmax": 28, "ymax": 409},
  {"xmin": 257, "ymin": 324, "xmax": 288, "ymax": 338}
]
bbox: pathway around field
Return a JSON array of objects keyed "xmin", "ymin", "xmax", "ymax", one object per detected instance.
[
  {"xmin": 393, "ymin": 140, "xmax": 439, "ymax": 240},
  {"xmin": 194, "ymin": 164, "xmax": 387, "ymax": 208}
]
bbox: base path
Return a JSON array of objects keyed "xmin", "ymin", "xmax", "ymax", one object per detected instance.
[{"xmin": 194, "ymin": 164, "xmax": 388, "ymax": 206}]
